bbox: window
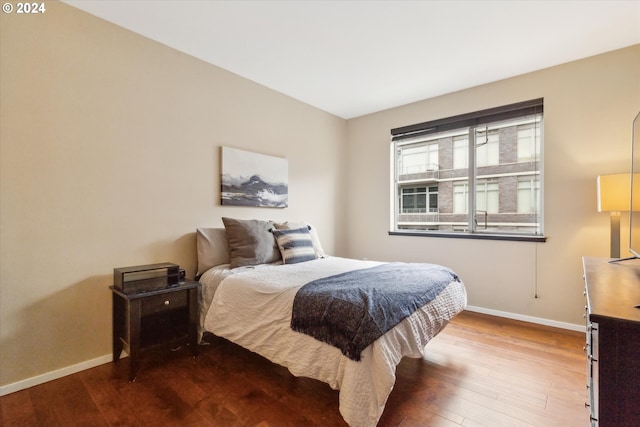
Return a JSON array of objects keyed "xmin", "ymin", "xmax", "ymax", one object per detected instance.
[
  {"xmin": 453, "ymin": 181, "xmax": 498, "ymax": 215},
  {"xmin": 453, "ymin": 183, "xmax": 468, "ymax": 214},
  {"xmin": 476, "ymin": 180, "xmax": 499, "ymax": 214},
  {"xmin": 517, "ymin": 178, "xmax": 540, "ymax": 214},
  {"xmin": 453, "ymin": 135, "xmax": 468, "ymax": 169},
  {"xmin": 475, "ymin": 128, "xmax": 500, "ymax": 167},
  {"xmin": 391, "ymin": 99, "xmax": 544, "ymax": 241},
  {"xmin": 401, "ymin": 187, "xmax": 426, "ymax": 213},
  {"xmin": 517, "ymin": 123, "xmax": 541, "ymax": 162},
  {"xmin": 397, "ymin": 142, "xmax": 438, "ymax": 175},
  {"xmin": 400, "ymin": 186, "xmax": 438, "ymax": 213}
]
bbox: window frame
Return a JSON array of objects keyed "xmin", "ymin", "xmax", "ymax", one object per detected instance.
[
  {"xmin": 400, "ymin": 186, "xmax": 428, "ymax": 213},
  {"xmin": 389, "ymin": 99, "xmax": 546, "ymax": 243}
]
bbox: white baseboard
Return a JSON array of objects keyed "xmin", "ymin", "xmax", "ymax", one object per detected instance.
[
  {"xmin": 1, "ymin": 308, "xmax": 584, "ymax": 397},
  {"xmin": 0, "ymin": 353, "xmax": 115, "ymax": 397},
  {"xmin": 465, "ymin": 305, "xmax": 585, "ymax": 332}
]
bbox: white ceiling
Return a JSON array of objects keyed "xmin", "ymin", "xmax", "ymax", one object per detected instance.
[{"xmin": 63, "ymin": 0, "xmax": 640, "ymax": 119}]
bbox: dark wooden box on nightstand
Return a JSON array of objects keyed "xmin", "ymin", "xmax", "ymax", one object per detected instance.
[
  {"xmin": 113, "ymin": 262, "xmax": 183, "ymax": 294},
  {"xmin": 110, "ymin": 279, "xmax": 200, "ymax": 381}
]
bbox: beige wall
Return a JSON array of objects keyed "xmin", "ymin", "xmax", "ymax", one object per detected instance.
[
  {"xmin": 2, "ymin": 1, "xmax": 639, "ymax": 392},
  {"xmin": 345, "ymin": 44, "xmax": 640, "ymax": 326},
  {"xmin": 0, "ymin": 2, "xmax": 347, "ymax": 387}
]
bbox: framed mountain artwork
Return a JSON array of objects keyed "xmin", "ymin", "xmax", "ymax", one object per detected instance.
[{"xmin": 221, "ymin": 146, "xmax": 288, "ymax": 208}]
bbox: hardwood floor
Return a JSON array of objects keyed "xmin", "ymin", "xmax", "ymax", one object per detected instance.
[{"xmin": 0, "ymin": 311, "xmax": 588, "ymax": 426}]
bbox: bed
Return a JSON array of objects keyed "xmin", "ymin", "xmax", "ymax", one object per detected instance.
[{"xmin": 195, "ymin": 219, "xmax": 467, "ymax": 427}]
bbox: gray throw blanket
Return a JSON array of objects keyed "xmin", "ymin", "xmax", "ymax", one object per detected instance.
[{"xmin": 291, "ymin": 262, "xmax": 459, "ymax": 361}]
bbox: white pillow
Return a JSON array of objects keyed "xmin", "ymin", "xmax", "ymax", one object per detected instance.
[{"xmin": 196, "ymin": 228, "xmax": 230, "ymax": 277}]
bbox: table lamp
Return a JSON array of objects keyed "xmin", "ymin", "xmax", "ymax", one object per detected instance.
[{"xmin": 597, "ymin": 173, "xmax": 631, "ymax": 258}]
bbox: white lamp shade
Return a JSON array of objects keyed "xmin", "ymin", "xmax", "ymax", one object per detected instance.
[{"xmin": 597, "ymin": 173, "xmax": 640, "ymax": 212}]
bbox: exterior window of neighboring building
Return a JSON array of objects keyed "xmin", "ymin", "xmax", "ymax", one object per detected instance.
[
  {"xmin": 401, "ymin": 187, "xmax": 426, "ymax": 213},
  {"xmin": 453, "ymin": 183, "xmax": 468, "ymax": 214},
  {"xmin": 401, "ymin": 186, "xmax": 438, "ymax": 213},
  {"xmin": 391, "ymin": 98, "xmax": 544, "ymax": 241},
  {"xmin": 476, "ymin": 180, "xmax": 499, "ymax": 214},
  {"xmin": 453, "ymin": 129, "xmax": 499, "ymax": 170},
  {"xmin": 517, "ymin": 178, "xmax": 540, "ymax": 214},
  {"xmin": 453, "ymin": 136, "xmax": 468, "ymax": 169},
  {"xmin": 517, "ymin": 123, "xmax": 541, "ymax": 162},
  {"xmin": 475, "ymin": 129, "xmax": 500, "ymax": 167},
  {"xmin": 427, "ymin": 186, "xmax": 438, "ymax": 213},
  {"xmin": 453, "ymin": 181, "xmax": 498, "ymax": 215},
  {"xmin": 397, "ymin": 142, "xmax": 439, "ymax": 175}
]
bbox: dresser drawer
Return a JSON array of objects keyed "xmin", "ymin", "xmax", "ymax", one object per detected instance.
[{"xmin": 141, "ymin": 291, "xmax": 187, "ymax": 316}]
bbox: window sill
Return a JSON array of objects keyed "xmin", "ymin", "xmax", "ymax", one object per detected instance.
[{"xmin": 388, "ymin": 230, "xmax": 547, "ymax": 243}]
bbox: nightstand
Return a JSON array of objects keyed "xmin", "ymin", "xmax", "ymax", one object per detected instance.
[{"xmin": 110, "ymin": 280, "xmax": 200, "ymax": 381}]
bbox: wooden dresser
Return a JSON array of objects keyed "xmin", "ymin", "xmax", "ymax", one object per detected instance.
[{"xmin": 583, "ymin": 257, "xmax": 640, "ymax": 427}]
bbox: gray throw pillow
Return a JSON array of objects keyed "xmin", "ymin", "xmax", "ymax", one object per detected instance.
[{"xmin": 222, "ymin": 217, "xmax": 281, "ymax": 268}]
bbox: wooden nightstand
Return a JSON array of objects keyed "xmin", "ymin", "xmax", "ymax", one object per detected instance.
[{"xmin": 110, "ymin": 280, "xmax": 200, "ymax": 381}]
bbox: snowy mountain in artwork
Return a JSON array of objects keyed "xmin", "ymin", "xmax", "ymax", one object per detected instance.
[
  {"xmin": 221, "ymin": 147, "xmax": 288, "ymax": 208},
  {"xmin": 221, "ymin": 174, "xmax": 288, "ymax": 208}
]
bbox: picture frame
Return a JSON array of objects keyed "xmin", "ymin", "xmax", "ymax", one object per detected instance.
[{"xmin": 221, "ymin": 147, "xmax": 288, "ymax": 208}]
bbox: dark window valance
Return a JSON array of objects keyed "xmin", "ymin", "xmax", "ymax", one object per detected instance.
[{"xmin": 391, "ymin": 98, "xmax": 543, "ymax": 142}]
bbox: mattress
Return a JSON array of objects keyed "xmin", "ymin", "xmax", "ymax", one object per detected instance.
[{"xmin": 200, "ymin": 256, "xmax": 466, "ymax": 427}]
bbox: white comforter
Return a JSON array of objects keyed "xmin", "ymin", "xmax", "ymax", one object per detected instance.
[{"xmin": 201, "ymin": 256, "xmax": 466, "ymax": 427}]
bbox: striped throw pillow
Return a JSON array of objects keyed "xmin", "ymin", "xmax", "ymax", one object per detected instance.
[{"xmin": 272, "ymin": 227, "xmax": 317, "ymax": 264}]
